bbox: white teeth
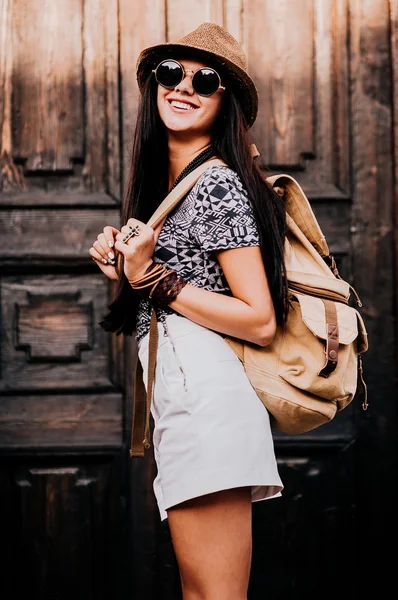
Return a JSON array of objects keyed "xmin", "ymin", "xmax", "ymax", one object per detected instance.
[{"xmin": 170, "ymin": 100, "xmax": 195, "ymax": 110}]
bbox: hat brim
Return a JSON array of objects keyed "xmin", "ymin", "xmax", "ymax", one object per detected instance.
[{"xmin": 136, "ymin": 43, "xmax": 258, "ymax": 128}]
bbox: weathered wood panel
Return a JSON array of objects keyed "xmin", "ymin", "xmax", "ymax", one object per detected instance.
[
  {"xmin": 0, "ymin": 0, "xmax": 23, "ymax": 192},
  {"xmin": 247, "ymin": 0, "xmax": 314, "ymax": 168},
  {"xmin": 83, "ymin": 0, "xmax": 120, "ymax": 197},
  {"xmin": 12, "ymin": 0, "xmax": 84, "ymax": 171},
  {"xmin": 166, "ymin": 0, "xmax": 223, "ymax": 41},
  {"xmin": 0, "ymin": 209, "xmax": 119, "ymax": 259},
  {"xmin": 224, "ymin": 0, "xmax": 244, "ymax": 43},
  {"xmin": 241, "ymin": 0, "xmax": 351, "ymax": 199},
  {"xmin": 333, "ymin": 0, "xmax": 351, "ymax": 193},
  {"xmin": 390, "ymin": 0, "xmax": 398, "ymax": 346},
  {"xmin": 350, "ymin": 0, "xmax": 398, "ymax": 594},
  {"xmin": 0, "ymin": 394, "xmax": 122, "ymax": 449}
]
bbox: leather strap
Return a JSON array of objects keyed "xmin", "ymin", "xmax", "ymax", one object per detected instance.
[
  {"xmin": 130, "ymin": 310, "xmax": 159, "ymax": 457},
  {"xmin": 357, "ymin": 354, "xmax": 368, "ymax": 410},
  {"xmin": 146, "ymin": 143, "xmax": 259, "ymax": 228},
  {"xmin": 147, "ymin": 158, "xmax": 227, "ymax": 229},
  {"xmin": 129, "ymin": 358, "xmax": 147, "ymax": 457},
  {"xmin": 318, "ymin": 299, "xmax": 339, "ymax": 378}
]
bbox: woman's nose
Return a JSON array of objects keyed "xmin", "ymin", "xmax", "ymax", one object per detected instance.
[{"xmin": 174, "ymin": 72, "xmax": 195, "ymax": 94}]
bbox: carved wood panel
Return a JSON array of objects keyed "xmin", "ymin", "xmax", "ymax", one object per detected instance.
[{"xmin": 1, "ymin": 275, "xmax": 117, "ymax": 390}]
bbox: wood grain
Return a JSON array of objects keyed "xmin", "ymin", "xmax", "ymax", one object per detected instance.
[
  {"xmin": 0, "ymin": 393, "xmax": 122, "ymax": 448},
  {"xmin": 12, "ymin": 0, "xmax": 84, "ymax": 171},
  {"xmin": 0, "ymin": 0, "xmax": 13, "ymax": 156},
  {"xmin": 0, "ymin": 0, "xmax": 26, "ymax": 191},
  {"xmin": 349, "ymin": 0, "xmax": 398, "ymax": 592},
  {"xmin": 332, "ymin": 0, "xmax": 350, "ymax": 193},
  {"xmin": 390, "ymin": 0, "xmax": 398, "ymax": 354},
  {"xmin": 224, "ymin": 0, "xmax": 244, "ymax": 46},
  {"xmin": 166, "ymin": 0, "xmax": 223, "ymax": 42},
  {"xmin": 247, "ymin": 0, "xmax": 314, "ymax": 168},
  {"xmin": 0, "ymin": 208, "xmax": 120, "ymax": 258},
  {"xmin": 83, "ymin": 0, "xmax": 120, "ymax": 197}
]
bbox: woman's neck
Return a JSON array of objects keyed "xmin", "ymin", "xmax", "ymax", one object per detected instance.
[{"xmin": 167, "ymin": 135, "xmax": 212, "ymax": 191}]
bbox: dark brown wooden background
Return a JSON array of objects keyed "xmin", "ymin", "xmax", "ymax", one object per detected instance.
[{"xmin": 1, "ymin": 1, "xmax": 397, "ymax": 598}]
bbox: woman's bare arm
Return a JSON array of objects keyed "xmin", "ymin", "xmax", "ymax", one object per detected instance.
[{"xmin": 168, "ymin": 245, "xmax": 276, "ymax": 346}]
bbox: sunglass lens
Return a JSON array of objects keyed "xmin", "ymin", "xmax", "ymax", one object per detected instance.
[
  {"xmin": 193, "ymin": 69, "xmax": 220, "ymax": 96},
  {"xmin": 156, "ymin": 60, "xmax": 183, "ymax": 88}
]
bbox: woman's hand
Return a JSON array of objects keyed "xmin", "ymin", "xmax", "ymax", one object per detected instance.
[
  {"xmin": 115, "ymin": 218, "xmax": 164, "ymax": 285},
  {"xmin": 89, "ymin": 225, "xmax": 120, "ymax": 281}
]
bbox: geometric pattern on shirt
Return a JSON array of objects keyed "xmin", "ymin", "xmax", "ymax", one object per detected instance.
[{"xmin": 135, "ymin": 165, "xmax": 260, "ymax": 343}]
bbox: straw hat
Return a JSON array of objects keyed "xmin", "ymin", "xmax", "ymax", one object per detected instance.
[{"xmin": 136, "ymin": 22, "xmax": 258, "ymax": 128}]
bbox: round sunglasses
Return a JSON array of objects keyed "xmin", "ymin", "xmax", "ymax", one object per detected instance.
[{"xmin": 152, "ymin": 59, "xmax": 225, "ymax": 97}]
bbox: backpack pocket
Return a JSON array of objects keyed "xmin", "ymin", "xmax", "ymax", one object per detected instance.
[{"xmin": 278, "ymin": 293, "xmax": 366, "ymax": 406}]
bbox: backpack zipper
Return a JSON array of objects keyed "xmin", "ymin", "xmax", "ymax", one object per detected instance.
[{"xmin": 288, "ymin": 282, "xmax": 349, "ymax": 305}]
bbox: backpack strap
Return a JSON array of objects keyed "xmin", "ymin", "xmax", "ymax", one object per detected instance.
[
  {"xmin": 146, "ymin": 144, "xmax": 260, "ymax": 228},
  {"xmin": 147, "ymin": 157, "xmax": 227, "ymax": 229},
  {"xmin": 129, "ymin": 310, "xmax": 159, "ymax": 457},
  {"xmin": 267, "ymin": 173, "xmax": 363, "ymax": 306},
  {"xmin": 318, "ymin": 299, "xmax": 339, "ymax": 378},
  {"xmin": 266, "ymin": 173, "xmax": 330, "ymax": 258}
]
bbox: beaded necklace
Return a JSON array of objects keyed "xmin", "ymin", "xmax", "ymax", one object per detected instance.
[{"xmin": 170, "ymin": 145, "xmax": 215, "ymax": 191}]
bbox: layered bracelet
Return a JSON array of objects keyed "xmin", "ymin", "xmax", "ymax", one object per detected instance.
[{"xmin": 129, "ymin": 263, "xmax": 187, "ymax": 307}]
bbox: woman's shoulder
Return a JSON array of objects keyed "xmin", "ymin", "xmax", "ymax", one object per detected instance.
[{"xmin": 192, "ymin": 164, "xmax": 248, "ymax": 200}]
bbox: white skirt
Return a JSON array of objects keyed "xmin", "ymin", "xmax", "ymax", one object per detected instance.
[{"xmin": 138, "ymin": 313, "xmax": 283, "ymax": 521}]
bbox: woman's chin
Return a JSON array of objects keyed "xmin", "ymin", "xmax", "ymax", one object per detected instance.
[{"xmin": 164, "ymin": 117, "xmax": 201, "ymax": 134}]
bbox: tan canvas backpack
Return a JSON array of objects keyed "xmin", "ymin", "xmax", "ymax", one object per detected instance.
[{"xmin": 130, "ymin": 156, "xmax": 369, "ymax": 457}]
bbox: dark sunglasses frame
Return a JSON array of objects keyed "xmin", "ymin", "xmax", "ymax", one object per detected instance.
[{"xmin": 152, "ymin": 59, "xmax": 225, "ymax": 97}]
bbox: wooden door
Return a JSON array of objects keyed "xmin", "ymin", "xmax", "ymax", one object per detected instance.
[
  {"xmin": 0, "ymin": 0, "xmax": 129, "ymax": 598},
  {"xmin": 1, "ymin": 1, "xmax": 397, "ymax": 599}
]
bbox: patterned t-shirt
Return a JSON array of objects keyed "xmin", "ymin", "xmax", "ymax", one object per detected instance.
[{"xmin": 135, "ymin": 165, "xmax": 260, "ymax": 343}]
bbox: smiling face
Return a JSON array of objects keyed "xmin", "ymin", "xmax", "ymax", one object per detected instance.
[{"xmin": 156, "ymin": 58, "xmax": 225, "ymax": 139}]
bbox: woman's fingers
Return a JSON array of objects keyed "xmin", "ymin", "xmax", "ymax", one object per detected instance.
[
  {"xmin": 89, "ymin": 246, "xmax": 119, "ymax": 281},
  {"xmin": 89, "ymin": 246, "xmax": 106, "ymax": 263},
  {"xmin": 88, "ymin": 226, "xmax": 121, "ymax": 281},
  {"xmin": 93, "ymin": 240, "xmax": 111, "ymax": 264},
  {"xmin": 103, "ymin": 226, "xmax": 119, "ymax": 250},
  {"xmin": 97, "ymin": 233, "xmax": 115, "ymax": 264},
  {"xmin": 93, "ymin": 226, "xmax": 119, "ymax": 265}
]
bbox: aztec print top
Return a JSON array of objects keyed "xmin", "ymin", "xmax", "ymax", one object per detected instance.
[{"xmin": 135, "ymin": 164, "xmax": 260, "ymax": 343}]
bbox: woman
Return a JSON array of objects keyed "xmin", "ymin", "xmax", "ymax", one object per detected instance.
[{"xmin": 89, "ymin": 22, "xmax": 288, "ymax": 600}]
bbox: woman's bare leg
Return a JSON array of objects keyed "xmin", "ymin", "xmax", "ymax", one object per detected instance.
[{"xmin": 167, "ymin": 487, "xmax": 252, "ymax": 600}]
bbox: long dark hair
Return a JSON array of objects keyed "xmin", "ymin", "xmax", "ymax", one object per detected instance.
[{"xmin": 100, "ymin": 74, "xmax": 288, "ymax": 335}]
